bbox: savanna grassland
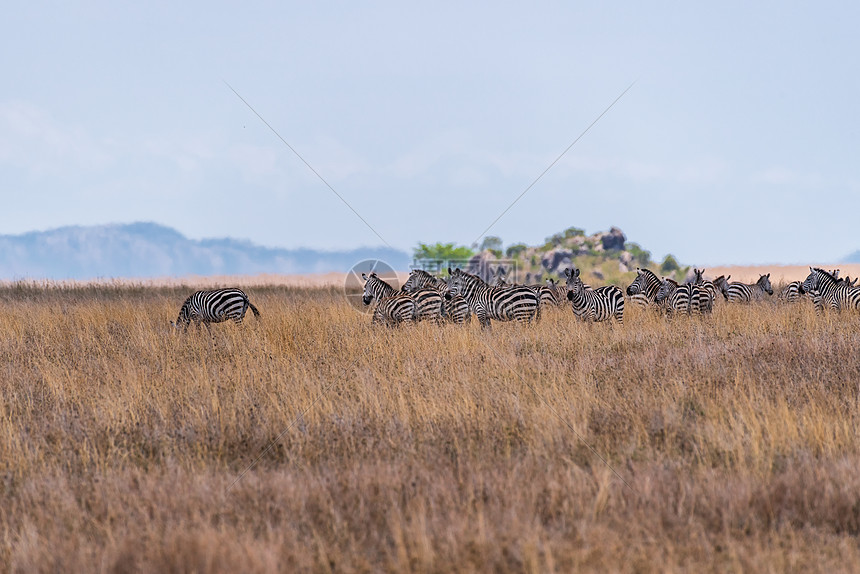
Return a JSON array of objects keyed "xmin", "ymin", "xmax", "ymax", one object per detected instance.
[{"xmin": 1, "ymin": 282, "xmax": 859, "ymax": 573}]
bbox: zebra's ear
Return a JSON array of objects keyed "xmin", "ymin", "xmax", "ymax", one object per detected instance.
[
  {"xmin": 574, "ymin": 268, "xmax": 580, "ymax": 278},
  {"xmin": 361, "ymin": 273, "xmax": 368, "ymax": 281},
  {"xmin": 563, "ymin": 268, "xmax": 571, "ymax": 278}
]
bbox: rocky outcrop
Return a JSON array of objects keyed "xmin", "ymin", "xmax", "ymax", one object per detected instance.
[
  {"xmin": 598, "ymin": 227, "xmax": 626, "ymax": 251},
  {"xmin": 541, "ymin": 249, "xmax": 573, "ymax": 274}
]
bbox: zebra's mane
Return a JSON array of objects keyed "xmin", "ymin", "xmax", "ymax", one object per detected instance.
[
  {"xmin": 369, "ymin": 273, "xmax": 398, "ymax": 294},
  {"xmin": 812, "ymin": 267, "xmax": 839, "ymax": 285},
  {"xmin": 638, "ymin": 268, "xmax": 660, "ymax": 281},
  {"xmin": 455, "ymin": 269, "xmax": 488, "ymax": 286}
]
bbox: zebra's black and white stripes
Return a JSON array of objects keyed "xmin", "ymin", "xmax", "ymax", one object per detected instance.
[
  {"xmin": 655, "ymin": 278, "xmax": 712, "ymax": 316},
  {"xmin": 625, "ymin": 267, "xmax": 662, "ymax": 308},
  {"xmin": 719, "ymin": 274, "xmax": 773, "ymax": 303},
  {"xmin": 403, "ymin": 269, "xmax": 470, "ymax": 324},
  {"xmin": 172, "ymin": 288, "xmax": 260, "ymax": 331},
  {"xmin": 363, "ymin": 271, "xmax": 443, "ymax": 323},
  {"xmin": 800, "ymin": 267, "xmax": 860, "ymax": 313},
  {"xmin": 446, "ymin": 267, "xmax": 540, "ymax": 329},
  {"xmin": 564, "ymin": 267, "xmax": 624, "ymax": 323}
]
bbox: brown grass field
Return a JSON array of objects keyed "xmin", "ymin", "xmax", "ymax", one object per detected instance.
[{"xmin": 1, "ymin": 275, "xmax": 859, "ymax": 572}]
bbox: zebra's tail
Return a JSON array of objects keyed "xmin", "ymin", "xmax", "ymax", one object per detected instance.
[
  {"xmin": 534, "ymin": 292, "xmax": 542, "ymax": 323},
  {"xmin": 248, "ymin": 301, "xmax": 261, "ymax": 318}
]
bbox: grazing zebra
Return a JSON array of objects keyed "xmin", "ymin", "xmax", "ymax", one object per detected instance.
[
  {"xmin": 655, "ymin": 278, "xmax": 712, "ymax": 316},
  {"xmin": 563, "ymin": 267, "xmax": 624, "ymax": 324},
  {"xmin": 403, "ymin": 269, "xmax": 471, "ymax": 324},
  {"xmin": 446, "ymin": 267, "xmax": 540, "ymax": 329},
  {"xmin": 800, "ymin": 267, "xmax": 860, "ymax": 313},
  {"xmin": 721, "ymin": 274, "xmax": 773, "ymax": 303},
  {"xmin": 779, "ymin": 281, "xmax": 803, "ymax": 303},
  {"xmin": 171, "ymin": 288, "xmax": 260, "ymax": 331},
  {"xmin": 626, "ymin": 267, "xmax": 662, "ymax": 308},
  {"xmin": 363, "ymin": 272, "xmax": 442, "ymax": 322}
]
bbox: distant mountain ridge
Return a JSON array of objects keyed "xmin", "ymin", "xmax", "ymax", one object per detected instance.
[
  {"xmin": 842, "ymin": 250, "xmax": 860, "ymax": 264},
  {"xmin": 0, "ymin": 222, "xmax": 411, "ymax": 280}
]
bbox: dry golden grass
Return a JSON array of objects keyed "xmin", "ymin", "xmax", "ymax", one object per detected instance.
[{"xmin": 1, "ymin": 281, "xmax": 859, "ymax": 572}]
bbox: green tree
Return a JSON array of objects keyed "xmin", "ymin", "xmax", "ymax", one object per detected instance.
[
  {"xmin": 563, "ymin": 226, "xmax": 585, "ymax": 239},
  {"xmin": 660, "ymin": 254, "xmax": 681, "ymax": 274},
  {"xmin": 413, "ymin": 242, "xmax": 475, "ymax": 261},
  {"xmin": 478, "ymin": 236, "xmax": 503, "ymax": 252},
  {"xmin": 625, "ymin": 242, "xmax": 652, "ymax": 267},
  {"xmin": 505, "ymin": 243, "xmax": 528, "ymax": 259}
]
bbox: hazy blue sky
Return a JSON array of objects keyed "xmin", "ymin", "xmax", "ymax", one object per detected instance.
[{"xmin": 2, "ymin": 2, "xmax": 858, "ymax": 265}]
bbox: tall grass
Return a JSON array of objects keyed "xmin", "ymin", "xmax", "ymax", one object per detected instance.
[{"xmin": 0, "ymin": 283, "xmax": 858, "ymax": 572}]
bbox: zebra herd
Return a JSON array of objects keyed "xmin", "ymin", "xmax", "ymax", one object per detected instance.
[
  {"xmin": 164, "ymin": 266, "xmax": 860, "ymax": 332},
  {"xmin": 361, "ymin": 265, "xmax": 860, "ymax": 329}
]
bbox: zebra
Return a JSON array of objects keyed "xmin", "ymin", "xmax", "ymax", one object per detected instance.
[
  {"xmin": 712, "ymin": 275, "xmax": 731, "ymax": 300},
  {"xmin": 171, "ymin": 288, "xmax": 260, "ymax": 331},
  {"xmin": 563, "ymin": 267, "xmax": 624, "ymax": 324},
  {"xmin": 655, "ymin": 278, "xmax": 712, "ymax": 316},
  {"xmin": 691, "ymin": 268, "xmax": 718, "ymax": 309},
  {"xmin": 371, "ymin": 294, "xmax": 416, "ymax": 327},
  {"xmin": 626, "ymin": 267, "xmax": 662, "ymax": 308},
  {"xmin": 402, "ymin": 269, "xmax": 471, "ymax": 324},
  {"xmin": 363, "ymin": 272, "xmax": 442, "ymax": 322},
  {"xmin": 799, "ymin": 267, "xmax": 860, "ymax": 313},
  {"xmin": 491, "ymin": 269, "xmax": 561, "ymax": 309},
  {"xmin": 720, "ymin": 274, "xmax": 773, "ymax": 303},
  {"xmin": 540, "ymin": 278, "xmax": 565, "ymax": 308},
  {"xmin": 779, "ymin": 281, "xmax": 803, "ymax": 303},
  {"xmin": 446, "ymin": 267, "xmax": 540, "ymax": 329}
]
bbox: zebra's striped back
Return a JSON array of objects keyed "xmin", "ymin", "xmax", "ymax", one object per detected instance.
[
  {"xmin": 779, "ymin": 281, "xmax": 803, "ymax": 302},
  {"xmin": 539, "ymin": 278, "xmax": 565, "ymax": 308},
  {"xmin": 372, "ymin": 294, "xmax": 415, "ymax": 326},
  {"xmin": 409, "ymin": 287, "xmax": 444, "ymax": 322},
  {"xmin": 564, "ymin": 267, "xmax": 624, "ymax": 323},
  {"xmin": 723, "ymin": 274, "xmax": 773, "ymax": 303},
  {"xmin": 626, "ymin": 267, "xmax": 662, "ymax": 308},
  {"xmin": 447, "ymin": 267, "xmax": 539, "ymax": 329},
  {"xmin": 441, "ymin": 295, "xmax": 471, "ymax": 324},
  {"xmin": 173, "ymin": 288, "xmax": 260, "ymax": 330},
  {"xmin": 655, "ymin": 279, "xmax": 712, "ymax": 316}
]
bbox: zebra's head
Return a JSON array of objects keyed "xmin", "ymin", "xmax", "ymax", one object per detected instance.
[
  {"xmin": 693, "ymin": 268, "xmax": 706, "ymax": 285},
  {"xmin": 712, "ymin": 275, "xmax": 730, "ymax": 297},
  {"xmin": 493, "ymin": 266, "xmax": 508, "ymax": 287},
  {"xmin": 446, "ymin": 267, "xmax": 464, "ymax": 299},
  {"xmin": 563, "ymin": 267, "xmax": 583, "ymax": 300},
  {"xmin": 401, "ymin": 270, "xmax": 420, "ymax": 293},
  {"xmin": 655, "ymin": 278, "xmax": 678, "ymax": 305},
  {"xmin": 757, "ymin": 273, "xmax": 773, "ymax": 296},
  {"xmin": 799, "ymin": 268, "xmax": 819, "ymax": 295},
  {"xmin": 626, "ymin": 268, "xmax": 647, "ymax": 296},
  {"xmin": 361, "ymin": 272, "xmax": 378, "ymax": 305}
]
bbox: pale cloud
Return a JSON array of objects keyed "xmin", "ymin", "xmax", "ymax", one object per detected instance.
[
  {"xmin": 0, "ymin": 101, "xmax": 113, "ymax": 173},
  {"xmin": 750, "ymin": 166, "xmax": 826, "ymax": 188}
]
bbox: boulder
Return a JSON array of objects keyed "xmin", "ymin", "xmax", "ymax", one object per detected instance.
[
  {"xmin": 467, "ymin": 250, "xmax": 499, "ymax": 283},
  {"xmin": 541, "ymin": 248, "xmax": 574, "ymax": 274},
  {"xmin": 601, "ymin": 227, "xmax": 626, "ymax": 251}
]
